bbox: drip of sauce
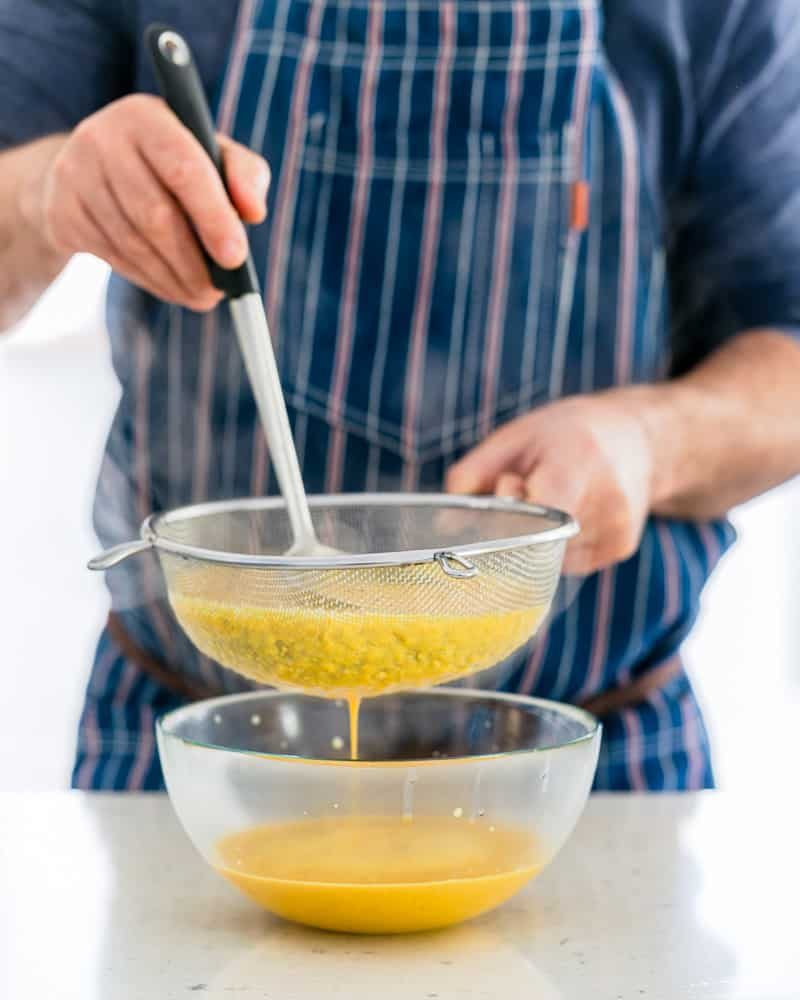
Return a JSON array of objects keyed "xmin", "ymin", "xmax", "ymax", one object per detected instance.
[{"xmin": 347, "ymin": 695, "xmax": 361, "ymax": 760}]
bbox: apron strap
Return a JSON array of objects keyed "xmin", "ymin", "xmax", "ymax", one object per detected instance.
[
  {"xmin": 107, "ymin": 613, "xmax": 219, "ymax": 702},
  {"xmin": 579, "ymin": 656, "xmax": 684, "ymax": 718}
]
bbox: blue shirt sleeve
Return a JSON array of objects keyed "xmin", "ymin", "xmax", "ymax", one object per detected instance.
[
  {"xmin": 670, "ymin": 0, "xmax": 800, "ymax": 370},
  {"xmin": 0, "ymin": 0, "xmax": 133, "ymax": 148}
]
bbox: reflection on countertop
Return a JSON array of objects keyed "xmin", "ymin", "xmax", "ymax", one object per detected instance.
[{"xmin": 2, "ymin": 791, "xmax": 797, "ymax": 999}]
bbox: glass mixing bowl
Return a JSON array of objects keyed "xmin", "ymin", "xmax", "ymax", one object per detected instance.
[{"xmin": 157, "ymin": 690, "xmax": 600, "ymax": 934}]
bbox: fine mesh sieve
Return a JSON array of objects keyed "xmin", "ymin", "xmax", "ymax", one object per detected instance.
[{"xmin": 89, "ymin": 494, "xmax": 577, "ymax": 696}]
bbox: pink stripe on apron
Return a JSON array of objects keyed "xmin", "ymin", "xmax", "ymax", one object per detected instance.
[
  {"xmin": 112, "ymin": 659, "xmax": 139, "ymax": 707},
  {"xmin": 577, "ymin": 566, "xmax": 615, "ymax": 700},
  {"xmin": 134, "ymin": 333, "xmax": 176, "ymax": 661},
  {"xmin": 74, "ymin": 705, "xmax": 101, "ymax": 791},
  {"xmin": 192, "ymin": 311, "xmax": 217, "ymax": 503},
  {"xmin": 256, "ymin": 0, "xmax": 326, "ymax": 496},
  {"xmin": 681, "ymin": 692, "xmax": 707, "ymax": 790},
  {"xmin": 218, "ymin": 0, "xmax": 259, "ymax": 135},
  {"xmin": 74, "ymin": 642, "xmax": 118, "ymax": 789},
  {"xmin": 197, "ymin": 0, "xmax": 259, "ymax": 501},
  {"xmin": 190, "ymin": 5, "xmax": 257, "ymax": 687},
  {"xmin": 698, "ymin": 521, "xmax": 722, "ymax": 574},
  {"xmin": 479, "ymin": 1, "xmax": 527, "ymax": 440},
  {"xmin": 519, "ymin": 626, "xmax": 551, "ymax": 695},
  {"xmin": 401, "ymin": 2, "xmax": 457, "ymax": 489},
  {"xmin": 620, "ymin": 707, "xmax": 648, "ymax": 790},
  {"xmin": 571, "ymin": 0, "xmax": 597, "ymax": 176},
  {"xmin": 656, "ymin": 521, "xmax": 680, "ymax": 623},
  {"xmin": 608, "ymin": 72, "xmax": 639, "ymax": 386},
  {"xmin": 657, "ymin": 523, "xmax": 705, "ymax": 787},
  {"xmin": 127, "ymin": 703, "xmax": 155, "ymax": 791},
  {"xmin": 193, "ymin": 302, "xmax": 228, "ymax": 686},
  {"xmin": 649, "ymin": 684, "xmax": 679, "ymax": 791},
  {"xmin": 103, "ymin": 660, "xmax": 142, "ymax": 789},
  {"xmin": 326, "ymin": 1, "xmax": 385, "ymax": 493}
]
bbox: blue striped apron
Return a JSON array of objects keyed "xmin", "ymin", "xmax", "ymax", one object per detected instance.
[{"xmin": 74, "ymin": 0, "xmax": 732, "ymax": 792}]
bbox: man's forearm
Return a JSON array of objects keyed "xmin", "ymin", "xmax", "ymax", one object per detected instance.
[
  {"xmin": 633, "ymin": 330, "xmax": 800, "ymax": 519},
  {"xmin": 0, "ymin": 135, "xmax": 69, "ymax": 332}
]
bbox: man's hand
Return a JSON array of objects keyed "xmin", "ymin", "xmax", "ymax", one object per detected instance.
[
  {"xmin": 447, "ymin": 331, "xmax": 800, "ymax": 575},
  {"xmin": 18, "ymin": 95, "xmax": 270, "ymax": 312},
  {"xmin": 447, "ymin": 391, "xmax": 655, "ymax": 575}
]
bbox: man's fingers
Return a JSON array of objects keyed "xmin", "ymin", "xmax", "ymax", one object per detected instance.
[
  {"xmin": 523, "ymin": 461, "xmax": 585, "ymax": 515},
  {"xmin": 137, "ymin": 104, "xmax": 248, "ymax": 269},
  {"xmin": 447, "ymin": 419, "xmax": 532, "ymax": 494},
  {"xmin": 563, "ymin": 537, "xmax": 623, "ymax": 577},
  {"xmin": 219, "ymin": 136, "xmax": 270, "ymax": 224},
  {"xmin": 75, "ymin": 182, "xmax": 193, "ymax": 306},
  {"xmin": 562, "ymin": 544, "xmax": 597, "ymax": 577},
  {"xmin": 523, "ymin": 461, "xmax": 588, "ymax": 572},
  {"xmin": 102, "ymin": 148, "xmax": 220, "ymax": 309},
  {"xmin": 72, "ymin": 194, "xmax": 182, "ymax": 304},
  {"xmin": 495, "ymin": 473, "xmax": 525, "ymax": 499}
]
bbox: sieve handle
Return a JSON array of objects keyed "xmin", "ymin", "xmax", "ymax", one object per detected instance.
[
  {"xmin": 434, "ymin": 551, "xmax": 479, "ymax": 580},
  {"xmin": 88, "ymin": 539, "xmax": 153, "ymax": 572}
]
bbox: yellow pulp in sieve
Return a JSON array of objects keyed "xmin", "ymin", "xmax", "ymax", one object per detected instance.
[
  {"xmin": 169, "ymin": 593, "xmax": 548, "ymax": 698},
  {"xmin": 215, "ymin": 815, "xmax": 543, "ymax": 934},
  {"xmin": 169, "ymin": 568, "xmax": 550, "ymax": 757}
]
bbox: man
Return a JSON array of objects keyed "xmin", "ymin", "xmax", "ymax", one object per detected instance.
[{"xmin": 2, "ymin": 1, "xmax": 799, "ymax": 791}]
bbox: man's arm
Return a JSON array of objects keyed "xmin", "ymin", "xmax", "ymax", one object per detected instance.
[{"xmin": 640, "ymin": 330, "xmax": 800, "ymax": 519}]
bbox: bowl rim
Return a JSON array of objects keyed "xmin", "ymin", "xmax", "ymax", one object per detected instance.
[
  {"xmin": 143, "ymin": 493, "xmax": 579, "ymax": 569},
  {"xmin": 157, "ymin": 688, "xmax": 601, "ymax": 768}
]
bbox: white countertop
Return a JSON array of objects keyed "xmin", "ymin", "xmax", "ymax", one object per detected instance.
[{"xmin": 1, "ymin": 791, "xmax": 797, "ymax": 1000}]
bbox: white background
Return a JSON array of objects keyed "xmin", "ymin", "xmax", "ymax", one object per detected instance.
[{"xmin": 1, "ymin": 255, "xmax": 798, "ymax": 792}]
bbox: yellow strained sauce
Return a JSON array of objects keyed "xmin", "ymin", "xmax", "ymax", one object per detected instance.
[
  {"xmin": 215, "ymin": 815, "xmax": 543, "ymax": 934},
  {"xmin": 169, "ymin": 593, "xmax": 548, "ymax": 697},
  {"xmin": 347, "ymin": 695, "xmax": 360, "ymax": 760}
]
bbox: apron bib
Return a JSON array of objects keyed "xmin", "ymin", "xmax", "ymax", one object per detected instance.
[
  {"xmin": 236, "ymin": 0, "xmax": 609, "ymax": 494},
  {"xmin": 77, "ymin": 0, "xmax": 729, "ymax": 791}
]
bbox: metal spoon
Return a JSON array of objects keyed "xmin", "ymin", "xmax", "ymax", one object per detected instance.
[{"xmin": 148, "ymin": 24, "xmax": 339, "ymax": 558}]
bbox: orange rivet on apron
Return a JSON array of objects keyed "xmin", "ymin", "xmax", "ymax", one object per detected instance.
[{"xmin": 571, "ymin": 180, "xmax": 590, "ymax": 232}]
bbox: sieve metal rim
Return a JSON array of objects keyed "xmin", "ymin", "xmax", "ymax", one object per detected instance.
[{"xmin": 142, "ymin": 492, "xmax": 578, "ymax": 570}]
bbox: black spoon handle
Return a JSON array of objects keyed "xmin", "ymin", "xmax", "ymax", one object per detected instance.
[{"xmin": 145, "ymin": 23, "xmax": 259, "ymax": 299}]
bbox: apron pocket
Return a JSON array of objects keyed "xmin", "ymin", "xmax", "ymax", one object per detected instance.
[{"xmin": 277, "ymin": 120, "xmax": 569, "ymax": 471}]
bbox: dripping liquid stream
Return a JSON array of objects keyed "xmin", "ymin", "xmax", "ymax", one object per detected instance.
[{"xmin": 347, "ymin": 694, "xmax": 361, "ymax": 761}]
